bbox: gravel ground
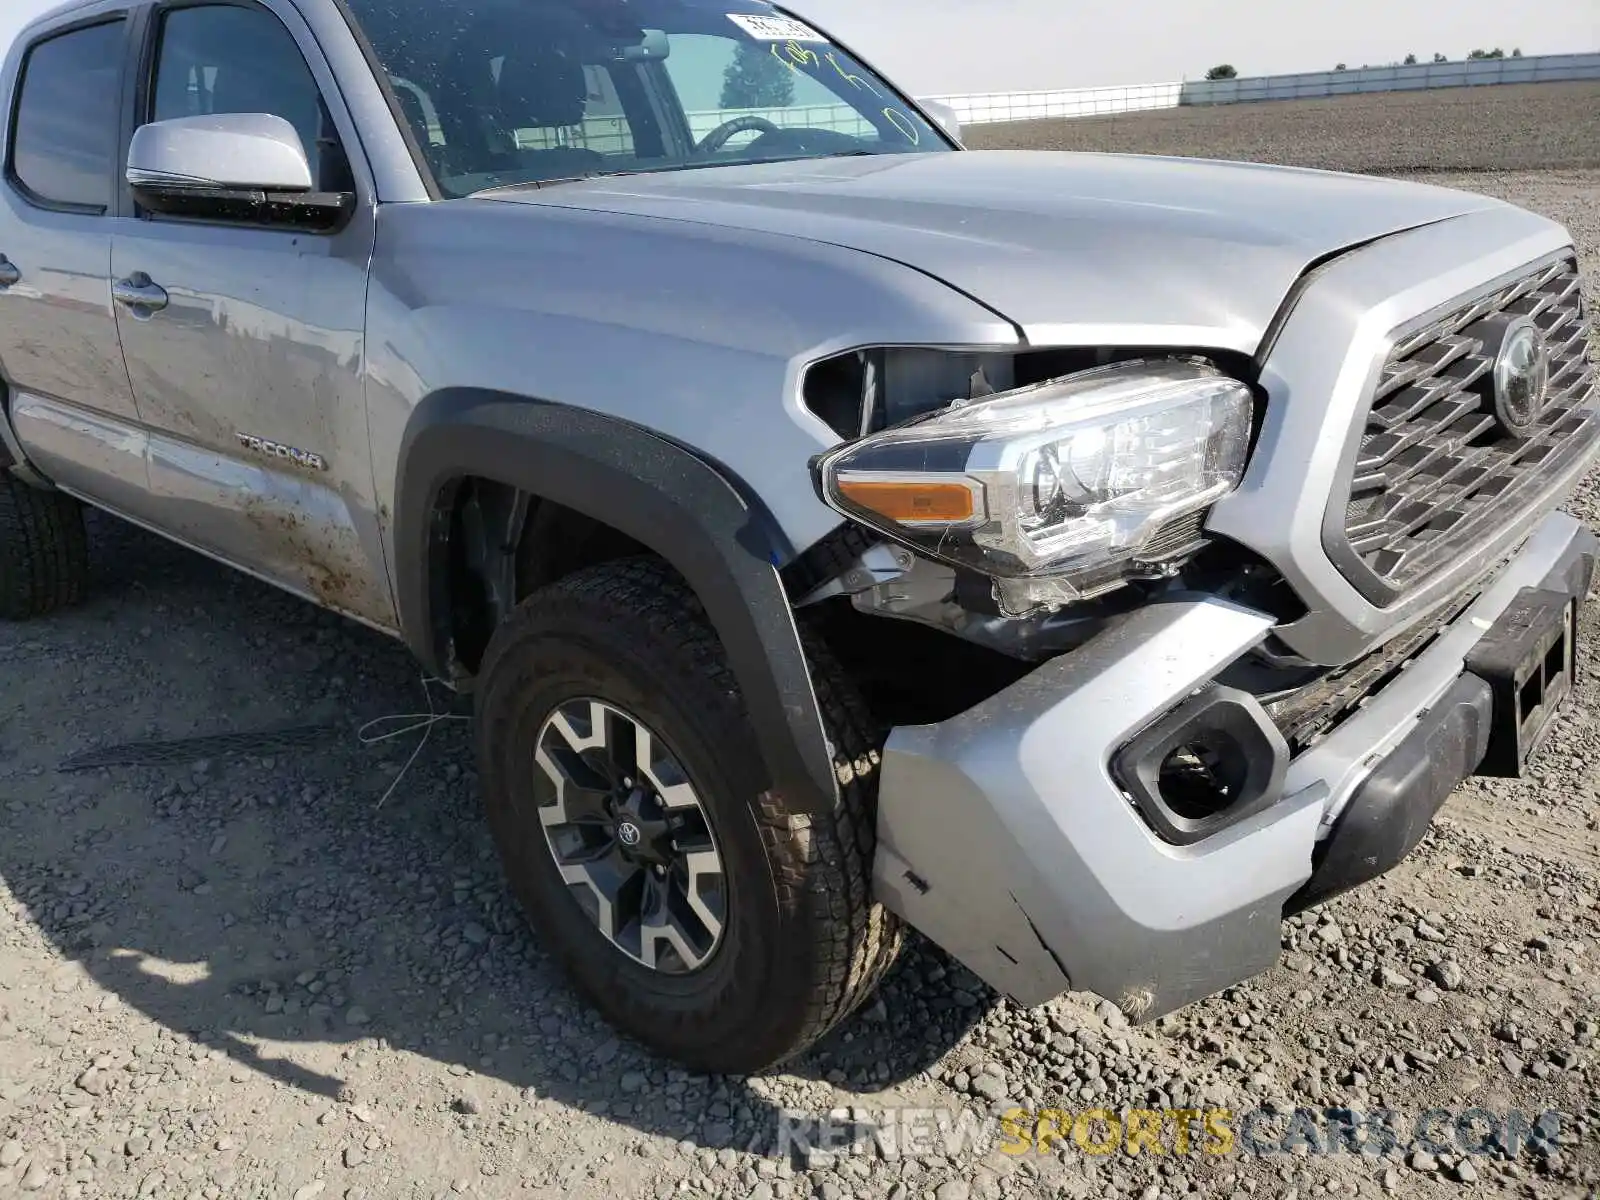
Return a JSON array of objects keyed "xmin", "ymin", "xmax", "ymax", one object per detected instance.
[{"xmin": 3, "ymin": 95, "xmax": 1600, "ymax": 1200}]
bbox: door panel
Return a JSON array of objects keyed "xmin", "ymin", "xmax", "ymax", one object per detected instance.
[
  {"xmin": 109, "ymin": 222, "xmax": 390, "ymax": 623},
  {"xmin": 9, "ymin": 391, "xmax": 149, "ymax": 516},
  {"xmin": 0, "ymin": 212, "xmax": 145, "ymax": 501},
  {"xmin": 0, "ymin": 210, "xmax": 140, "ymax": 428},
  {"xmin": 147, "ymin": 423, "xmax": 380, "ymax": 613},
  {"xmin": 109, "ymin": 0, "xmax": 393, "ymax": 628},
  {"xmin": 0, "ymin": 17, "xmax": 147, "ymax": 501}
]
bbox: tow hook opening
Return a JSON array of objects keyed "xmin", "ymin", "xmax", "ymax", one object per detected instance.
[{"xmin": 1113, "ymin": 687, "xmax": 1289, "ymax": 846}]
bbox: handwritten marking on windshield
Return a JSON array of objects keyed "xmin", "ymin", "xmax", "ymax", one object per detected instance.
[
  {"xmin": 765, "ymin": 43, "xmax": 923, "ymax": 146},
  {"xmin": 826, "ymin": 52, "xmax": 882, "ymax": 98},
  {"xmin": 882, "ymin": 108, "xmax": 922, "ymax": 144},
  {"xmin": 780, "ymin": 39, "xmax": 821, "ymax": 69}
]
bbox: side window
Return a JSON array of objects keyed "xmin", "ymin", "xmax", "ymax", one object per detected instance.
[
  {"xmin": 9, "ymin": 21, "xmax": 126, "ymax": 211},
  {"xmin": 510, "ymin": 64, "xmax": 636, "ymax": 156},
  {"xmin": 149, "ymin": 4, "xmax": 345, "ymax": 191}
]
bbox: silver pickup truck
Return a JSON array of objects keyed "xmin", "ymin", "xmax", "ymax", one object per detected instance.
[{"xmin": 1, "ymin": 0, "xmax": 1595, "ymax": 1073}]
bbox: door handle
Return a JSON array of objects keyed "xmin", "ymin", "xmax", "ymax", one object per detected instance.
[
  {"xmin": 0, "ymin": 257, "xmax": 20, "ymax": 288},
  {"xmin": 112, "ymin": 272, "xmax": 168, "ymax": 315}
]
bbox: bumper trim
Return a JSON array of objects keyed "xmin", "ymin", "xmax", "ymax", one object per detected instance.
[
  {"xmin": 874, "ymin": 596, "xmax": 1325, "ymax": 1016},
  {"xmin": 1286, "ymin": 675, "xmax": 1491, "ymax": 915}
]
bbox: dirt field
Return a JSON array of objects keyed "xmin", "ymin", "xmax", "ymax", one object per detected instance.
[
  {"xmin": 966, "ymin": 82, "xmax": 1600, "ymax": 175},
  {"xmin": 2, "ymin": 87, "xmax": 1599, "ymax": 1200}
]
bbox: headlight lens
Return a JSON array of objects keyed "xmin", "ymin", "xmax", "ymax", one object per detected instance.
[{"xmin": 818, "ymin": 358, "xmax": 1254, "ymax": 602}]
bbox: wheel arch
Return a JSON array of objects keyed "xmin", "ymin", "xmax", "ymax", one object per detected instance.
[{"xmin": 393, "ymin": 387, "xmax": 841, "ymax": 815}]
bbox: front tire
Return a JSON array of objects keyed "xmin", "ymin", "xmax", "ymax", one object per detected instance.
[
  {"xmin": 475, "ymin": 557, "xmax": 901, "ymax": 1073},
  {"xmin": 0, "ymin": 476, "xmax": 89, "ymax": 620}
]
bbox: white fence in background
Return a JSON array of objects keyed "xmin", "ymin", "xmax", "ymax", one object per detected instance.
[
  {"xmin": 1179, "ymin": 52, "xmax": 1600, "ymax": 106},
  {"xmin": 686, "ymin": 103, "xmax": 874, "ymax": 141},
  {"xmin": 922, "ymin": 51, "xmax": 1600, "ymax": 126},
  {"xmin": 923, "ymin": 82, "xmax": 1183, "ymax": 126}
]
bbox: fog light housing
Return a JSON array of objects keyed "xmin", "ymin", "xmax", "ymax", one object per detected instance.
[{"xmin": 1112, "ymin": 687, "xmax": 1288, "ymax": 845}]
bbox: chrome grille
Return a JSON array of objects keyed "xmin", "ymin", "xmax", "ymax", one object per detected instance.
[{"xmin": 1338, "ymin": 256, "xmax": 1598, "ymax": 598}]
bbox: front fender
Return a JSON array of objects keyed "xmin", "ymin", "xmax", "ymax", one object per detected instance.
[{"xmin": 393, "ymin": 388, "xmax": 841, "ymax": 816}]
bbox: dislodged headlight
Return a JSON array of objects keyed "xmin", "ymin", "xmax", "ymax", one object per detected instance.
[{"xmin": 817, "ymin": 358, "xmax": 1254, "ymax": 608}]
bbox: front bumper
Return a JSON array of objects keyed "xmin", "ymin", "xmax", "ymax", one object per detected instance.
[{"xmin": 873, "ymin": 510, "xmax": 1596, "ymax": 1019}]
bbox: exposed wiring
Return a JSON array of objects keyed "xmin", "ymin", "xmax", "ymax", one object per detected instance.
[{"xmin": 357, "ymin": 674, "xmax": 470, "ymax": 810}]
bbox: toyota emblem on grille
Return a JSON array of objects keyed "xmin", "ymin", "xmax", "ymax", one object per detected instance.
[{"xmin": 1491, "ymin": 317, "xmax": 1551, "ymax": 438}]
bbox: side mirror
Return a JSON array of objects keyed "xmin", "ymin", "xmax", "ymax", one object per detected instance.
[
  {"xmin": 127, "ymin": 113, "xmax": 352, "ymax": 231},
  {"xmin": 919, "ymin": 100, "xmax": 962, "ymax": 145}
]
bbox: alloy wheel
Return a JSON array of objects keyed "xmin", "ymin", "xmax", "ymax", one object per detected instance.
[{"xmin": 531, "ymin": 698, "xmax": 727, "ymax": 973}]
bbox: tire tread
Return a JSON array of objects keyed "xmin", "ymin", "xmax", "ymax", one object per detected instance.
[{"xmin": 0, "ymin": 477, "xmax": 88, "ymax": 619}]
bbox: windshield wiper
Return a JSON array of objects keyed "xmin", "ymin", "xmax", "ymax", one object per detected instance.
[
  {"xmin": 471, "ymin": 171, "xmax": 639, "ymax": 197},
  {"xmin": 739, "ymin": 150, "xmax": 883, "ymax": 165},
  {"xmin": 469, "ymin": 150, "xmax": 888, "ymax": 197}
]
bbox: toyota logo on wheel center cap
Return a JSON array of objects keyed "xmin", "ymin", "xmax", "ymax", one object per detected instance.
[
  {"xmin": 617, "ymin": 821, "xmax": 643, "ymax": 847},
  {"xmin": 1491, "ymin": 317, "xmax": 1551, "ymax": 439}
]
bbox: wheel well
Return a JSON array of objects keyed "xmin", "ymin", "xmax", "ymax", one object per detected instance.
[{"xmin": 433, "ymin": 477, "xmax": 650, "ymax": 676}]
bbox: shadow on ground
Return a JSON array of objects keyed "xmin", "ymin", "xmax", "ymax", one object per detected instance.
[{"xmin": 0, "ymin": 513, "xmax": 984, "ymax": 1152}]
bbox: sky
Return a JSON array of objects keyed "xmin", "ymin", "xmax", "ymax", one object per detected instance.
[
  {"xmin": 792, "ymin": 0, "xmax": 1599, "ymax": 94},
  {"xmin": 1, "ymin": 0, "xmax": 1594, "ymax": 95}
]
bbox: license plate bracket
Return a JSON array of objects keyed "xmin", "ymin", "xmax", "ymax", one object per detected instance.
[{"xmin": 1465, "ymin": 587, "xmax": 1577, "ymax": 778}]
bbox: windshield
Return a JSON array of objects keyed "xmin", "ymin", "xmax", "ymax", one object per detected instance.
[{"xmin": 340, "ymin": 0, "xmax": 951, "ymax": 198}]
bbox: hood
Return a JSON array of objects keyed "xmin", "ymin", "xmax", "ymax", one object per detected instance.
[{"xmin": 483, "ymin": 150, "xmax": 1503, "ymax": 353}]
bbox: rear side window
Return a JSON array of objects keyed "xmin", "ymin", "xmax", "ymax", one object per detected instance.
[{"xmin": 9, "ymin": 21, "xmax": 126, "ymax": 211}]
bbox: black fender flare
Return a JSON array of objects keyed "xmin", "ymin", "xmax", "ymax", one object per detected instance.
[{"xmin": 393, "ymin": 388, "xmax": 841, "ymax": 816}]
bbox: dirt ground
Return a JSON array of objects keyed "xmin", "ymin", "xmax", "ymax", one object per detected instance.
[
  {"xmin": 964, "ymin": 82, "xmax": 1600, "ymax": 175},
  {"xmin": 2, "ymin": 87, "xmax": 1599, "ymax": 1200}
]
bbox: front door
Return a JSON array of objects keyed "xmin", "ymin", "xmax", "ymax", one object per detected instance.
[{"xmin": 109, "ymin": 0, "xmax": 394, "ymax": 628}]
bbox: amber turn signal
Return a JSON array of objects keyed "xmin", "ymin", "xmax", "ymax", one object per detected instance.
[{"xmin": 834, "ymin": 478, "xmax": 978, "ymax": 524}]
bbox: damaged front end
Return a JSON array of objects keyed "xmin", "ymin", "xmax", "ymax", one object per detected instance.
[
  {"xmin": 792, "ymin": 348, "xmax": 1300, "ymax": 676},
  {"xmin": 789, "ymin": 350, "xmax": 1320, "ymax": 1014},
  {"xmin": 790, "ymin": 213, "xmax": 1599, "ymax": 1022}
]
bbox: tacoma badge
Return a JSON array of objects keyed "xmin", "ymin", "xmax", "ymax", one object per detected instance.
[{"xmin": 236, "ymin": 433, "xmax": 328, "ymax": 472}]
